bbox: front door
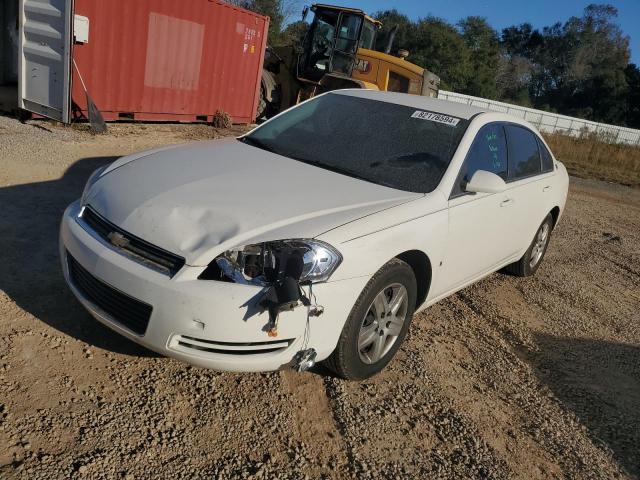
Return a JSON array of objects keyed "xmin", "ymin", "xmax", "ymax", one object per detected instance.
[
  {"xmin": 439, "ymin": 123, "xmax": 520, "ymax": 293},
  {"xmin": 329, "ymin": 12, "xmax": 362, "ymax": 76},
  {"xmin": 501, "ymin": 124, "xmax": 556, "ymax": 252},
  {"xmin": 18, "ymin": 0, "xmax": 73, "ymax": 122}
]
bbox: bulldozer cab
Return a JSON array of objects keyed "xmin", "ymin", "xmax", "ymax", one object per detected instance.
[{"xmin": 298, "ymin": 4, "xmax": 379, "ymax": 82}]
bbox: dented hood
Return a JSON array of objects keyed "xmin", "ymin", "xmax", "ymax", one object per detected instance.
[{"xmin": 85, "ymin": 138, "xmax": 421, "ymax": 266}]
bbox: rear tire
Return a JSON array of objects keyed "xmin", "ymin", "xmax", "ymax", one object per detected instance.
[
  {"xmin": 256, "ymin": 72, "xmax": 280, "ymax": 120},
  {"xmin": 256, "ymin": 82, "xmax": 270, "ymax": 120},
  {"xmin": 324, "ymin": 258, "xmax": 417, "ymax": 380},
  {"xmin": 504, "ymin": 213, "xmax": 554, "ymax": 277}
]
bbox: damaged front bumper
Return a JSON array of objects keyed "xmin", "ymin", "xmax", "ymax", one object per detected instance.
[{"xmin": 59, "ymin": 200, "xmax": 368, "ymax": 372}]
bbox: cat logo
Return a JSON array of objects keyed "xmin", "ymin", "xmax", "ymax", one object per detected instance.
[
  {"xmin": 354, "ymin": 58, "xmax": 371, "ymax": 74},
  {"xmin": 108, "ymin": 231, "xmax": 129, "ymax": 249}
]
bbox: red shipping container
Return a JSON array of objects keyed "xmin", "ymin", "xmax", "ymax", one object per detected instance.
[{"xmin": 71, "ymin": 0, "xmax": 268, "ymax": 124}]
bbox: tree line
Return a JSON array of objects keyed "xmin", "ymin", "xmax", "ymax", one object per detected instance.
[{"xmin": 232, "ymin": 1, "xmax": 640, "ymax": 128}]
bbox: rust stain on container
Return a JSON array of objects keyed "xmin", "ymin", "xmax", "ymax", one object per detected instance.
[{"xmin": 72, "ymin": 0, "xmax": 268, "ymax": 124}]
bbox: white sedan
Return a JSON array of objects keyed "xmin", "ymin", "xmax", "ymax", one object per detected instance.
[{"xmin": 60, "ymin": 90, "xmax": 568, "ymax": 379}]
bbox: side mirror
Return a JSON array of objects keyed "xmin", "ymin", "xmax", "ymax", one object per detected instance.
[
  {"xmin": 302, "ymin": 6, "xmax": 309, "ymax": 22},
  {"xmin": 465, "ymin": 170, "xmax": 507, "ymax": 194}
]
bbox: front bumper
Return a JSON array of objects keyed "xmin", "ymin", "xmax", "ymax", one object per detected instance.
[{"xmin": 60, "ymin": 200, "xmax": 369, "ymax": 372}]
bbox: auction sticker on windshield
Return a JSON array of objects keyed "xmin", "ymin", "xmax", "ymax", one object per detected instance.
[{"xmin": 411, "ymin": 110, "xmax": 461, "ymax": 126}]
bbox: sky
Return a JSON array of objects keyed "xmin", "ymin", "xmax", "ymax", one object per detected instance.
[{"xmin": 320, "ymin": 0, "xmax": 640, "ymax": 64}]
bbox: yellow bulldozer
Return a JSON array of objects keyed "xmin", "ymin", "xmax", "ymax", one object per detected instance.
[{"xmin": 259, "ymin": 3, "xmax": 440, "ymax": 117}]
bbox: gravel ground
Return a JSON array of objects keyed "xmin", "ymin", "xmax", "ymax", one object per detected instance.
[{"xmin": 1, "ymin": 115, "xmax": 639, "ymax": 479}]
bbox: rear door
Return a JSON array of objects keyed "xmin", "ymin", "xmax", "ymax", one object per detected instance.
[
  {"xmin": 18, "ymin": 0, "xmax": 73, "ymax": 122},
  {"xmin": 503, "ymin": 124, "xmax": 555, "ymax": 252}
]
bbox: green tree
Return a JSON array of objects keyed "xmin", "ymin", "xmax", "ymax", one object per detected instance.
[
  {"xmin": 501, "ymin": 23, "xmax": 544, "ymax": 59},
  {"xmin": 227, "ymin": 0, "xmax": 302, "ymax": 45},
  {"xmin": 501, "ymin": 4, "xmax": 631, "ymax": 123},
  {"xmin": 566, "ymin": 4, "xmax": 630, "ymax": 123},
  {"xmin": 458, "ymin": 16, "xmax": 501, "ymax": 99},
  {"xmin": 275, "ymin": 20, "xmax": 308, "ymax": 47},
  {"xmin": 624, "ymin": 64, "xmax": 640, "ymax": 128},
  {"xmin": 499, "ymin": 23, "xmax": 543, "ymax": 103},
  {"xmin": 410, "ymin": 17, "xmax": 472, "ymax": 92},
  {"xmin": 251, "ymin": 0, "xmax": 284, "ymax": 43},
  {"xmin": 373, "ymin": 12, "xmax": 472, "ymax": 92},
  {"xmin": 372, "ymin": 10, "xmax": 415, "ymax": 54},
  {"xmin": 495, "ymin": 54, "xmax": 534, "ymax": 106}
]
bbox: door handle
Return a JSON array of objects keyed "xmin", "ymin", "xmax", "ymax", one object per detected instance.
[
  {"xmin": 500, "ymin": 198, "xmax": 513, "ymax": 207},
  {"xmin": 543, "ymin": 185, "xmax": 552, "ymax": 192}
]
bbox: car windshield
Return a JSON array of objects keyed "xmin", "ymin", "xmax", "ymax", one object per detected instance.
[{"xmin": 242, "ymin": 94, "xmax": 469, "ymax": 193}]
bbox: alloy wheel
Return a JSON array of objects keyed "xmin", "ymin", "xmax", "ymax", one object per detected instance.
[
  {"xmin": 358, "ymin": 283, "xmax": 409, "ymax": 364},
  {"xmin": 530, "ymin": 222, "xmax": 550, "ymax": 268}
]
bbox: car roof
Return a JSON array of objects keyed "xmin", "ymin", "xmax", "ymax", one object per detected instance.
[{"xmin": 333, "ymin": 89, "xmax": 487, "ymax": 120}]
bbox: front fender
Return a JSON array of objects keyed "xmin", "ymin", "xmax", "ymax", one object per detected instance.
[{"xmin": 318, "ymin": 194, "xmax": 448, "ymax": 301}]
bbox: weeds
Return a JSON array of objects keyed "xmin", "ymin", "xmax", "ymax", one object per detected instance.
[{"xmin": 543, "ymin": 131, "xmax": 640, "ymax": 188}]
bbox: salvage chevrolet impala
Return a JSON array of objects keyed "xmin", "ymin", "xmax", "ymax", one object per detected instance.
[{"xmin": 60, "ymin": 90, "xmax": 569, "ymax": 379}]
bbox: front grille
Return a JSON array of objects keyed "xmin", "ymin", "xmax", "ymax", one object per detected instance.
[
  {"xmin": 67, "ymin": 253, "xmax": 152, "ymax": 335},
  {"xmin": 81, "ymin": 206, "xmax": 185, "ymax": 277},
  {"xmin": 171, "ymin": 335, "xmax": 294, "ymax": 355}
]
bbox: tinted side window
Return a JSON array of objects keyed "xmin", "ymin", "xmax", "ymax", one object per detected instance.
[
  {"xmin": 452, "ymin": 123, "xmax": 507, "ymax": 196},
  {"xmin": 537, "ymin": 138, "xmax": 555, "ymax": 172},
  {"xmin": 505, "ymin": 125, "xmax": 541, "ymax": 180}
]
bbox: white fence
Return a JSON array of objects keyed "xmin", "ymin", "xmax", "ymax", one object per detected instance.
[{"xmin": 439, "ymin": 90, "xmax": 640, "ymax": 146}]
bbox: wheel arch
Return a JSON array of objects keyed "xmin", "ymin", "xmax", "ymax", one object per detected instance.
[
  {"xmin": 395, "ymin": 250, "xmax": 432, "ymax": 309},
  {"xmin": 550, "ymin": 206, "xmax": 561, "ymax": 228}
]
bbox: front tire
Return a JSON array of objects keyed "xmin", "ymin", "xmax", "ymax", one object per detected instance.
[
  {"xmin": 504, "ymin": 213, "xmax": 554, "ymax": 277},
  {"xmin": 324, "ymin": 258, "xmax": 417, "ymax": 380}
]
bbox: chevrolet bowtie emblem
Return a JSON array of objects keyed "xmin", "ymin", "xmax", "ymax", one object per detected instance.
[{"xmin": 107, "ymin": 231, "xmax": 129, "ymax": 249}]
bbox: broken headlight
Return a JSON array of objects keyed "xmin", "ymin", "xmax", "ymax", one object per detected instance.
[{"xmin": 199, "ymin": 239, "xmax": 342, "ymax": 285}]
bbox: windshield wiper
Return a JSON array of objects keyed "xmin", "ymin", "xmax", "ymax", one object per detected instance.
[{"xmin": 240, "ymin": 136, "xmax": 276, "ymax": 153}]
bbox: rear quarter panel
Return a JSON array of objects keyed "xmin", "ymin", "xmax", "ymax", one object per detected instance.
[{"xmin": 555, "ymin": 161, "xmax": 570, "ymax": 221}]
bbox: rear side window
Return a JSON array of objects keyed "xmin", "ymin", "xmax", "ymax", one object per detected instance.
[
  {"xmin": 452, "ymin": 123, "xmax": 507, "ymax": 196},
  {"xmin": 505, "ymin": 125, "xmax": 541, "ymax": 180},
  {"xmin": 538, "ymin": 138, "xmax": 555, "ymax": 172}
]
